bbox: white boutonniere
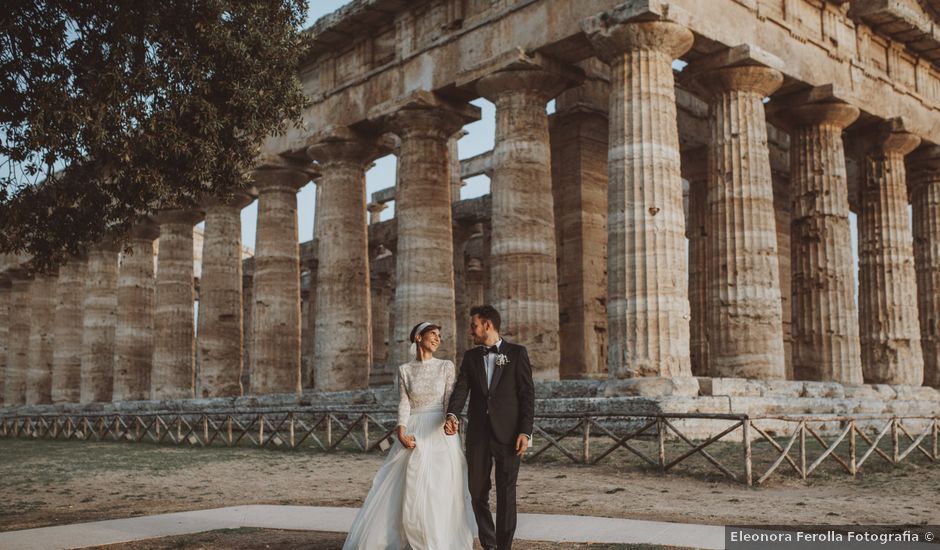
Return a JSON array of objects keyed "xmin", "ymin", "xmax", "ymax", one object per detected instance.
[{"xmin": 494, "ymin": 353, "xmax": 510, "ymax": 367}]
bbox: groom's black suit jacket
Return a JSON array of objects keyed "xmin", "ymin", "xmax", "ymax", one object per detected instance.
[{"xmin": 446, "ymin": 340, "xmax": 535, "ymax": 446}]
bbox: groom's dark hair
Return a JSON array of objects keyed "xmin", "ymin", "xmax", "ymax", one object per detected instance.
[{"xmin": 470, "ymin": 305, "xmax": 501, "ymax": 331}]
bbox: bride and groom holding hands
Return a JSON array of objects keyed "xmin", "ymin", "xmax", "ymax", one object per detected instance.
[{"xmin": 344, "ymin": 305, "xmax": 535, "ymax": 550}]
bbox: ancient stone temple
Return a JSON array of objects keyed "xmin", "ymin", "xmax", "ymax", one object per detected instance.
[{"xmin": 2, "ymin": 0, "xmax": 940, "ymax": 419}]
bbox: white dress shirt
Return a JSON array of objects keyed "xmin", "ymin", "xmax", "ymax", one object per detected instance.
[{"xmin": 484, "ymin": 338, "xmax": 503, "ymax": 389}]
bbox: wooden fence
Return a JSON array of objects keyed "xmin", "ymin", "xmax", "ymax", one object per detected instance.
[{"xmin": 1, "ymin": 410, "xmax": 936, "ymax": 486}]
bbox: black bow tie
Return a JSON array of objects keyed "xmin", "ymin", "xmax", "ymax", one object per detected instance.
[{"xmin": 482, "ymin": 345, "xmax": 499, "ymax": 356}]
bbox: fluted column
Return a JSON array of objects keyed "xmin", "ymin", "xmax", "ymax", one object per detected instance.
[
  {"xmin": 783, "ymin": 101, "xmax": 863, "ymax": 384},
  {"xmin": 367, "ymin": 202, "xmax": 387, "ymax": 224},
  {"xmin": 0, "ymin": 275, "xmax": 9, "ymax": 405},
  {"xmin": 369, "ymin": 252, "xmax": 394, "ymax": 386},
  {"xmin": 197, "ymin": 194, "xmax": 253, "ymax": 398},
  {"xmin": 5, "ymin": 271, "xmax": 31, "ymax": 405},
  {"xmin": 583, "ymin": 15, "xmax": 694, "ymax": 383},
  {"xmin": 26, "ymin": 273, "xmax": 56, "ymax": 404},
  {"xmin": 682, "ymin": 147, "xmax": 709, "ymax": 377},
  {"xmin": 151, "ymin": 209, "xmax": 202, "ymax": 400},
  {"xmin": 910, "ymin": 147, "xmax": 940, "ymax": 387},
  {"xmin": 308, "ymin": 130, "xmax": 375, "ymax": 391},
  {"xmin": 52, "ymin": 256, "xmax": 86, "ymax": 403},
  {"xmin": 550, "ymin": 75, "xmax": 610, "ymax": 380},
  {"xmin": 81, "ymin": 242, "xmax": 119, "ymax": 403},
  {"xmin": 449, "ymin": 129, "xmax": 467, "ymax": 202},
  {"xmin": 857, "ymin": 121, "xmax": 923, "ymax": 385},
  {"xmin": 113, "ymin": 222, "xmax": 158, "ymax": 401},
  {"xmin": 251, "ymin": 161, "xmax": 311, "ymax": 395},
  {"xmin": 693, "ymin": 64, "xmax": 786, "ymax": 380},
  {"xmin": 478, "ymin": 67, "xmax": 571, "ymax": 380},
  {"xmin": 384, "ymin": 98, "xmax": 478, "ymax": 369}
]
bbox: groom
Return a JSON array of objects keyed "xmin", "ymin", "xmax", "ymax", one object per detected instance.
[{"xmin": 445, "ymin": 305, "xmax": 535, "ymax": 550}]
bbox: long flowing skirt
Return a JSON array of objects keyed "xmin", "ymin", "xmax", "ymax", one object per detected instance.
[{"xmin": 342, "ymin": 406, "xmax": 477, "ymax": 550}]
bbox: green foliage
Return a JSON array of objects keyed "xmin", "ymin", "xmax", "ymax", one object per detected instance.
[{"xmin": 0, "ymin": 0, "xmax": 309, "ymax": 271}]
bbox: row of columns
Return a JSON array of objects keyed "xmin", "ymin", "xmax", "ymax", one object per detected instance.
[{"xmin": 3, "ymin": 8, "xmax": 940, "ymax": 407}]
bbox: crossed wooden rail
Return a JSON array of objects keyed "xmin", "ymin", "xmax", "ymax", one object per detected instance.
[{"xmin": 1, "ymin": 410, "xmax": 936, "ymax": 486}]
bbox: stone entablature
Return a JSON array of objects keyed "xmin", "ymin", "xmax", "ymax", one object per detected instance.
[{"xmin": 269, "ymin": 0, "xmax": 940, "ymax": 158}]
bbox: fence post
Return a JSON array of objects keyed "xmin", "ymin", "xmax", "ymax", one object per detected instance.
[
  {"xmin": 892, "ymin": 418, "xmax": 899, "ymax": 464},
  {"xmin": 743, "ymin": 418, "xmax": 752, "ymax": 487},
  {"xmin": 289, "ymin": 413, "xmax": 296, "ymax": 449},
  {"xmin": 658, "ymin": 416, "xmax": 666, "ymax": 470},
  {"xmin": 933, "ymin": 418, "xmax": 938, "ymax": 461},
  {"xmin": 327, "ymin": 414, "xmax": 333, "ymax": 447},
  {"xmin": 800, "ymin": 421, "xmax": 806, "ymax": 480},
  {"xmin": 363, "ymin": 415, "xmax": 370, "ymax": 452},
  {"xmin": 582, "ymin": 417, "xmax": 591, "ymax": 465},
  {"xmin": 849, "ymin": 420, "xmax": 857, "ymax": 476},
  {"xmin": 259, "ymin": 414, "xmax": 265, "ymax": 447}
]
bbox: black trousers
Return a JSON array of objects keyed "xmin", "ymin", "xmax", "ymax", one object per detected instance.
[{"xmin": 466, "ymin": 432, "xmax": 521, "ymax": 550}]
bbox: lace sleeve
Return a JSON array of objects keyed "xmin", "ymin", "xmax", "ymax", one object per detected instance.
[
  {"xmin": 442, "ymin": 360, "xmax": 455, "ymax": 410},
  {"xmin": 397, "ymin": 364, "xmax": 410, "ymax": 427}
]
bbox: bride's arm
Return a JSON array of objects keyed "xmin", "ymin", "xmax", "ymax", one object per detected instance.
[
  {"xmin": 397, "ymin": 365, "xmax": 416, "ymax": 449},
  {"xmin": 442, "ymin": 361, "xmax": 455, "ymax": 411}
]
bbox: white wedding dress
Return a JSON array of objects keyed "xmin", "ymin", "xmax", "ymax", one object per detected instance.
[{"xmin": 343, "ymin": 357, "xmax": 477, "ymax": 550}]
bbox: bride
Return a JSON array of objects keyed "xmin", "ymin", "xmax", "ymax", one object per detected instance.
[{"xmin": 343, "ymin": 321, "xmax": 477, "ymax": 549}]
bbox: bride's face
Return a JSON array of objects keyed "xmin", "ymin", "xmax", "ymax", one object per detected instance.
[{"xmin": 417, "ymin": 328, "xmax": 441, "ymax": 353}]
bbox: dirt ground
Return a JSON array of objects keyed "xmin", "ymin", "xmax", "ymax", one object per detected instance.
[
  {"xmin": 93, "ymin": 528, "xmax": 674, "ymax": 549},
  {"xmin": 1, "ymin": 438, "xmax": 937, "ymax": 542}
]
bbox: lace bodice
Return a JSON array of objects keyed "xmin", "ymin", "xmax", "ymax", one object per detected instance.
[{"xmin": 397, "ymin": 358, "xmax": 456, "ymax": 427}]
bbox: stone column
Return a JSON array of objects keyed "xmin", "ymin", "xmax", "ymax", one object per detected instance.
[
  {"xmin": 682, "ymin": 147, "xmax": 709, "ymax": 377},
  {"xmin": 449, "ymin": 129, "xmax": 467, "ymax": 202},
  {"xmin": 369, "ymin": 252, "xmax": 394, "ymax": 386},
  {"xmin": 0, "ymin": 275, "xmax": 9, "ymax": 405},
  {"xmin": 113, "ymin": 221, "xmax": 158, "ymax": 401},
  {"xmin": 477, "ymin": 64, "xmax": 572, "ymax": 380},
  {"xmin": 26, "ymin": 273, "xmax": 56, "ymax": 405},
  {"xmin": 5, "ymin": 271, "xmax": 31, "ymax": 405},
  {"xmin": 782, "ymin": 101, "xmax": 863, "ymax": 384},
  {"xmin": 773, "ymin": 173, "xmax": 794, "ymax": 379},
  {"xmin": 910, "ymin": 147, "xmax": 940, "ymax": 387},
  {"xmin": 241, "ymin": 265, "xmax": 254, "ymax": 393},
  {"xmin": 367, "ymin": 202, "xmax": 387, "ymax": 224},
  {"xmin": 692, "ymin": 62, "xmax": 786, "ymax": 380},
  {"xmin": 81, "ymin": 242, "xmax": 119, "ymax": 403},
  {"xmin": 250, "ymin": 160, "xmax": 312, "ymax": 395},
  {"xmin": 550, "ymin": 75, "xmax": 610, "ymax": 380},
  {"xmin": 52, "ymin": 256, "xmax": 86, "ymax": 403},
  {"xmin": 582, "ymin": 14, "xmax": 694, "ymax": 387},
  {"xmin": 197, "ymin": 193, "xmax": 253, "ymax": 398},
  {"xmin": 151, "ymin": 209, "xmax": 202, "ymax": 400},
  {"xmin": 308, "ymin": 130, "xmax": 375, "ymax": 391},
  {"xmin": 857, "ymin": 120, "xmax": 923, "ymax": 385},
  {"xmin": 382, "ymin": 95, "xmax": 479, "ymax": 369}
]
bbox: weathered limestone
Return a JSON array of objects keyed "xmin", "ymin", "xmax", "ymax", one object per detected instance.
[
  {"xmin": 857, "ymin": 120, "xmax": 924, "ymax": 385},
  {"xmin": 367, "ymin": 202, "xmax": 387, "ymax": 224},
  {"xmin": 369, "ymin": 251, "xmax": 394, "ymax": 386},
  {"xmin": 476, "ymin": 59, "xmax": 572, "ymax": 380},
  {"xmin": 251, "ymin": 160, "xmax": 311, "ymax": 396},
  {"xmin": 783, "ymin": 100, "xmax": 863, "ymax": 384},
  {"xmin": 5, "ymin": 272, "xmax": 31, "ymax": 405},
  {"xmin": 449, "ymin": 130, "xmax": 467, "ymax": 202},
  {"xmin": 379, "ymin": 93, "xmax": 479, "ymax": 369},
  {"xmin": 113, "ymin": 222, "xmax": 158, "ymax": 402},
  {"xmin": 549, "ymin": 71, "xmax": 609, "ymax": 380},
  {"xmin": 197, "ymin": 194, "xmax": 253, "ymax": 398},
  {"xmin": 772, "ymin": 173, "xmax": 793, "ymax": 379},
  {"xmin": 691, "ymin": 59, "xmax": 787, "ymax": 380},
  {"xmin": 682, "ymin": 147, "xmax": 709, "ymax": 377},
  {"xmin": 52, "ymin": 257, "xmax": 86, "ymax": 403},
  {"xmin": 81, "ymin": 242, "xmax": 120, "ymax": 403},
  {"xmin": 0, "ymin": 275, "xmax": 9, "ymax": 404},
  {"xmin": 909, "ymin": 147, "xmax": 940, "ymax": 387},
  {"xmin": 152, "ymin": 209, "xmax": 202, "ymax": 400},
  {"xmin": 241, "ymin": 267, "xmax": 254, "ymax": 393},
  {"xmin": 582, "ymin": 14, "xmax": 694, "ymax": 384},
  {"xmin": 26, "ymin": 274, "xmax": 56, "ymax": 405},
  {"xmin": 308, "ymin": 129, "xmax": 376, "ymax": 391}
]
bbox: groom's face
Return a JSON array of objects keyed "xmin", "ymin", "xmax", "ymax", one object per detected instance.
[{"xmin": 469, "ymin": 314, "xmax": 487, "ymax": 345}]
